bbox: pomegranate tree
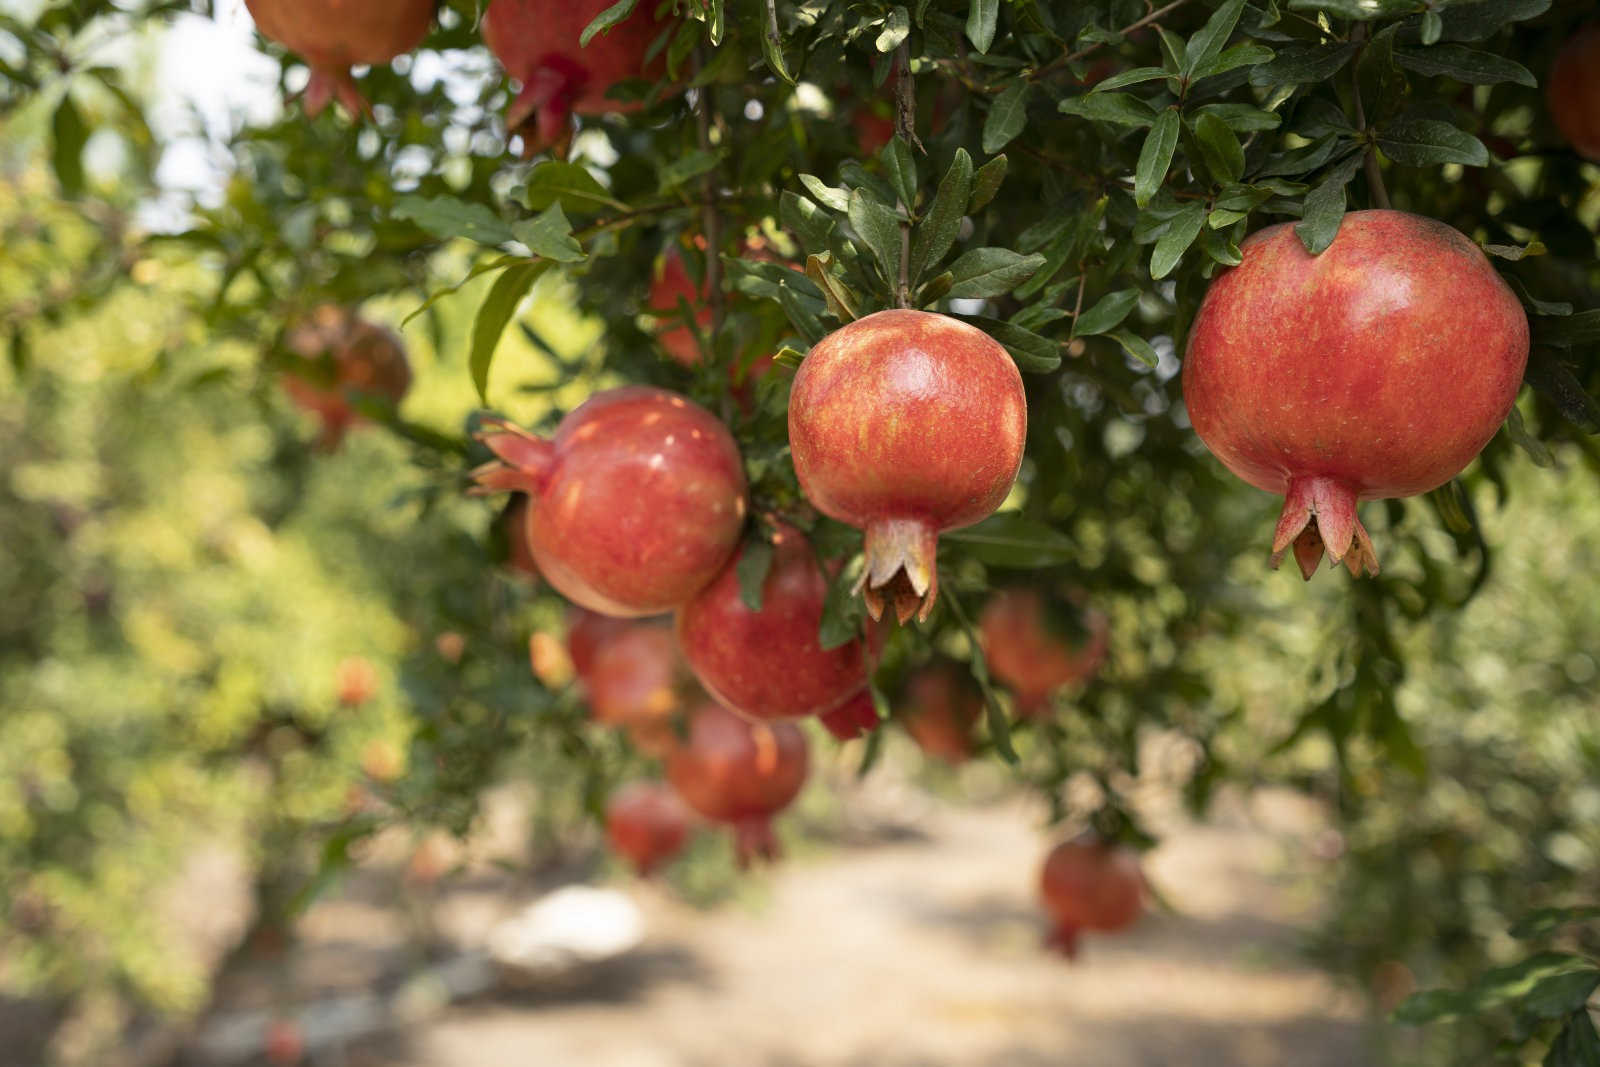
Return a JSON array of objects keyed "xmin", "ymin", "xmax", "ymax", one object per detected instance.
[
  {"xmin": 676, "ymin": 523, "xmax": 879, "ymax": 739},
  {"xmin": 281, "ymin": 306, "xmax": 412, "ymax": 450},
  {"xmin": 788, "ymin": 309, "xmax": 1027, "ymax": 623},
  {"xmin": 665, "ymin": 703, "xmax": 808, "ymax": 866},
  {"xmin": 1549, "ymin": 22, "xmax": 1600, "ymax": 160},
  {"xmin": 978, "ymin": 589, "xmax": 1108, "ymax": 717},
  {"xmin": 899, "ymin": 659, "xmax": 983, "ymax": 763},
  {"xmin": 1038, "ymin": 838, "xmax": 1144, "ymax": 958},
  {"xmin": 605, "ymin": 782, "xmax": 692, "ymax": 877},
  {"xmin": 472, "ymin": 386, "xmax": 748, "ymax": 616},
  {"xmin": 1184, "ymin": 210, "xmax": 1528, "ymax": 579},
  {"xmin": 244, "ymin": 0, "xmax": 435, "ymax": 117},
  {"xmin": 483, "ymin": 0, "xmax": 668, "ymax": 153}
]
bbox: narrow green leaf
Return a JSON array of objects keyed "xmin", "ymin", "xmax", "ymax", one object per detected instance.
[
  {"xmin": 1505, "ymin": 405, "xmax": 1554, "ymax": 467},
  {"xmin": 1182, "ymin": 0, "xmax": 1246, "ymax": 78},
  {"xmin": 394, "ymin": 195, "xmax": 515, "ymax": 245},
  {"xmin": 1524, "ymin": 971, "xmax": 1600, "ymax": 1020},
  {"xmin": 1073, "ymin": 288, "xmax": 1140, "ymax": 336},
  {"xmin": 969, "ymin": 154, "xmax": 1008, "ymax": 212},
  {"xmin": 1438, "ymin": 0, "xmax": 1550, "ymax": 43},
  {"xmin": 1294, "ymin": 151, "xmax": 1364, "ymax": 254},
  {"xmin": 580, "ymin": 0, "xmax": 640, "ymax": 46},
  {"xmin": 962, "ymin": 315, "xmax": 1061, "ymax": 372},
  {"xmin": 760, "ymin": 14, "xmax": 795, "ymax": 83},
  {"xmin": 1193, "ymin": 112, "xmax": 1246, "ymax": 184},
  {"xmin": 806, "ymin": 253, "xmax": 859, "ymax": 322},
  {"xmin": 51, "ymin": 92, "xmax": 88, "ymax": 198},
  {"xmin": 1376, "ymin": 117, "xmax": 1490, "ymax": 167},
  {"xmin": 876, "ymin": 6, "xmax": 910, "ymax": 52},
  {"xmin": 939, "ymin": 585, "xmax": 1016, "ymax": 764},
  {"xmin": 880, "ymin": 135, "xmax": 918, "ymax": 211},
  {"xmin": 1112, "ymin": 329, "xmax": 1160, "ymax": 367},
  {"xmin": 1196, "ymin": 102, "xmax": 1282, "ymax": 132},
  {"xmin": 779, "ymin": 280, "xmax": 828, "ymax": 345},
  {"xmin": 909, "ymin": 148, "xmax": 973, "ymax": 283},
  {"xmin": 658, "ymin": 148, "xmax": 724, "ymax": 191},
  {"xmin": 1149, "ymin": 201, "xmax": 1206, "ymax": 279},
  {"xmin": 1192, "ymin": 42, "xmax": 1275, "ymax": 81},
  {"xmin": 781, "ymin": 191, "xmax": 836, "ymax": 253},
  {"xmin": 847, "ymin": 189, "xmax": 904, "ymax": 288},
  {"xmin": 510, "ymin": 203, "xmax": 584, "ymax": 263},
  {"xmin": 1059, "ymin": 91, "xmax": 1159, "ymax": 127},
  {"xmin": 523, "ymin": 161, "xmax": 628, "ymax": 213},
  {"xmin": 1420, "ymin": 10, "xmax": 1442, "ymax": 44},
  {"xmin": 1392, "ymin": 988, "xmax": 1475, "ymax": 1025},
  {"xmin": 1135, "ymin": 109, "xmax": 1180, "ymax": 208},
  {"xmin": 1394, "ymin": 45, "xmax": 1536, "ymax": 87},
  {"xmin": 1249, "ymin": 42, "xmax": 1360, "ymax": 87},
  {"xmin": 983, "ymin": 81, "xmax": 1030, "ymax": 154},
  {"xmin": 1545, "ymin": 1012, "xmax": 1600, "ymax": 1067},
  {"xmin": 800, "ymin": 173, "xmax": 851, "ymax": 212},
  {"xmin": 945, "ymin": 247, "xmax": 1047, "ymax": 299},
  {"xmin": 1533, "ymin": 309, "xmax": 1600, "ymax": 348},
  {"xmin": 1510, "ymin": 906, "xmax": 1600, "ymax": 940},
  {"xmin": 819, "ymin": 561, "xmax": 868, "ymax": 650},
  {"xmin": 470, "ymin": 262, "xmax": 547, "ymax": 403},
  {"xmin": 1089, "ymin": 65, "xmax": 1170, "ymax": 92},
  {"xmin": 737, "ymin": 536, "xmax": 775, "ymax": 612},
  {"xmin": 966, "ymin": 0, "xmax": 998, "ymax": 53}
]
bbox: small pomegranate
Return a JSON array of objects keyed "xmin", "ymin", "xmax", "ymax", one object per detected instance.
[
  {"xmin": 281, "ymin": 305, "xmax": 411, "ymax": 450},
  {"xmin": 500, "ymin": 496, "xmax": 541, "ymax": 582},
  {"xmin": 789, "ymin": 309, "xmax": 1027, "ymax": 623},
  {"xmin": 566, "ymin": 607, "xmax": 634, "ymax": 682},
  {"xmin": 483, "ymin": 0, "xmax": 669, "ymax": 153},
  {"xmin": 1039, "ymin": 838, "xmax": 1144, "ymax": 959},
  {"xmin": 1549, "ymin": 22, "xmax": 1600, "ymax": 160},
  {"xmin": 472, "ymin": 386, "xmax": 748, "ymax": 616},
  {"xmin": 335, "ymin": 655, "xmax": 379, "ymax": 708},
  {"xmin": 979, "ymin": 589, "xmax": 1108, "ymax": 717},
  {"xmin": 900, "ymin": 659, "xmax": 982, "ymax": 763},
  {"xmin": 606, "ymin": 781, "xmax": 692, "ymax": 876},
  {"xmin": 585, "ymin": 623, "xmax": 687, "ymax": 756},
  {"xmin": 676, "ymin": 524, "xmax": 878, "ymax": 738},
  {"xmin": 1184, "ymin": 210, "xmax": 1528, "ymax": 579},
  {"xmin": 244, "ymin": 0, "xmax": 435, "ymax": 117},
  {"xmin": 666, "ymin": 703, "xmax": 808, "ymax": 866}
]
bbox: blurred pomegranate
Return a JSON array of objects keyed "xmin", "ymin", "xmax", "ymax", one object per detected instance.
[
  {"xmin": 281, "ymin": 305, "xmax": 411, "ymax": 450},
  {"xmin": 900, "ymin": 659, "xmax": 982, "ymax": 763},
  {"xmin": 1039, "ymin": 837, "xmax": 1144, "ymax": 959},
  {"xmin": 666, "ymin": 703, "xmax": 808, "ymax": 866},
  {"xmin": 566, "ymin": 607, "xmax": 634, "ymax": 683},
  {"xmin": 979, "ymin": 589, "xmax": 1108, "ymax": 717},
  {"xmin": 1548, "ymin": 22, "xmax": 1600, "ymax": 160},
  {"xmin": 245, "ymin": 0, "xmax": 435, "ymax": 117},
  {"xmin": 585, "ymin": 623, "xmax": 689, "ymax": 756},
  {"xmin": 263, "ymin": 1017, "xmax": 305, "ymax": 1065},
  {"xmin": 335, "ymin": 655, "xmax": 378, "ymax": 708},
  {"xmin": 606, "ymin": 781, "xmax": 692, "ymax": 876}
]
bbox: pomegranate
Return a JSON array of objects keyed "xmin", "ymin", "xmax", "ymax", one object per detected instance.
[
  {"xmin": 566, "ymin": 607, "xmax": 634, "ymax": 682},
  {"xmin": 500, "ymin": 496, "xmax": 541, "ymax": 582},
  {"xmin": 1183, "ymin": 210, "xmax": 1529, "ymax": 578},
  {"xmin": 1038, "ymin": 837, "xmax": 1144, "ymax": 958},
  {"xmin": 853, "ymin": 106, "xmax": 895, "ymax": 157},
  {"xmin": 281, "ymin": 305, "xmax": 411, "ymax": 450},
  {"xmin": 979, "ymin": 590, "xmax": 1108, "ymax": 717},
  {"xmin": 605, "ymin": 781, "xmax": 692, "ymax": 876},
  {"xmin": 585, "ymin": 623, "xmax": 688, "ymax": 756},
  {"xmin": 1549, "ymin": 22, "xmax": 1600, "ymax": 160},
  {"xmin": 334, "ymin": 655, "xmax": 379, "ymax": 708},
  {"xmin": 648, "ymin": 248, "xmax": 711, "ymax": 368},
  {"xmin": 676, "ymin": 523, "xmax": 878, "ymax": 736},
  {"xmin": 666, "ymin": 703, "xmax": 808, "ymax": 866},
  {"xmin": 263, "ymin": 1018, "xmax": 305, "ymax": 1065},
  {"xmin": 244, "ymin": 0, "xmax": 435, "ymax": 117},
  {"xmin": 899, "ymin": 659, "xmax": 982, "ymax": 763},
  {"xmin": 472, "ymin": 386, "xmax": 748, "ymax": 616},
  {"xmin": 788, "ymin": 309, "xmax": 1027, "ymax": 623},
  {"xmin": 483, "ymin": 0, "xmax": 669, "ymax": 153}
]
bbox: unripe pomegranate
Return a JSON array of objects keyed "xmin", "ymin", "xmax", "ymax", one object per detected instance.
[
  {"xmin": 483, "ymin": 0, "xmax": 669, "ymax": 153},
  {"xmin": 676, "ymin": 524, "xmax": 877, "ymax": 734},
  {"xmin": 244, "ymin": 0, "xmax": 435, "ymax": 117},
  {"xmin": 666, "ymin": 703, "xmax": 808, "ymax": 866},
  {"xmin": 585, "ymin": 623, "xmax": 688, "ymax": 757},
  {"xmin": 605, "ymin": 781, "xmax": 692, "ymax": 876},
  {"xmin": 789, "ymin": 310, "xmax": 1027, "ymax": 623},
  {"xmin": 281, "ymin": 306, "xmax": 412, "ymax": 450},
  {"xmin": 472, "ymin": 386, "xmax": 748, "ymax": 616},
  {"xmin": 1184, "ymin": 210, "xmax": 1528, "ymax": 579},
  {"xmin": 1038, "ymin": 838, "xmax": 1144, "ymax": 959},
  {"xmin": 900, "ymin": 659, "xmax": 982, "ymax": 763},
  {"xmin": 1549, "ymin": 22, "xmax": 1600, "ymax": 160},
  {"xmin": 978, "ymin": 589, "xmax": 1108, "ymax": 717}
]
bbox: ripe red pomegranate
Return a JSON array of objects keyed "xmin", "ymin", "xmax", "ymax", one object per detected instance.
[
  {"xmin": 606, "ymin": 781, "xmax": 692, "ymax": 876},
  {"xmin": 500, "ymin": 496, "xmax": 541, "ymax": 582},
  {"xmin": 1039, "ymin": 838, "xmax": 1144, "ymax": 958},
  {"xmin": 1549, "ymin": 22, "xmax": 1600, "ymax": 160},
  {"xmin": 978, "ymin": 589, "xmax": 1108, "ymax": 717},
  {"xmin": 281, "ymin": 306, "xmax": 412, "ymax": 450},
  {"xmin": 1184, "ymin": 210, "xmax": 1529, "ymax": 578},
  {"xmin": 244, "ymin": 0, "xmax": 435, "ymax": 117},
  {"xmin": 900, "ymin": 659, "xmax": 982, "ymax": 763},
  {"xmin": 666, "ymin": 703, "xmax": 808, "ymax": 866},
  {"xmin": 472, "ymin": 386, "xmax": 748, "ymax": 616},
  {"xmin": 566, "ymin": 607, "xmax": 633, "ymax": 682},
  {"xmin": 585, "ymin": 623, "xmax": 687, "ymax": 756},
  {"xmin": 676, "ymin": 523, "xmax": 879, "ymax": 738},
  {"xmin": 789, "ymin": 310, "xmax": 1026, "ymax": 623},
  {"xmin": 483, "ymin": 0, "xmax": 669, "ymax": 153}
]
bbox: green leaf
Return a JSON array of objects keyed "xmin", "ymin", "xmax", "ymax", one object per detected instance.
[
  {"xmin": 1135, "ymin": 109, "xmax": 1180, "ymax": 208},
  {"xmin": 1535, "ymin": 310, "xmax": 1600, "ymax": 348},
  {"xmin": 659, "ymin": 148, "xmax": 724, "ymax": 191},
  {"xmin": 800, "ymin": 173, "xmax": 851, "ymax": 213},
  {"xmin": 510, "ymin": 203, "xmax": 584, "ymax": 263},
  {"xmin": 523, "ymin": 161, "xmax": 627, "ymax": 213},
  {"xmin": 1073, "ymin": 289, "xmax": 1140, "ymax": 336},
  {"xmin": 877, "ymin": 6, "xmax": 911, "ymax": 52},
  {"xmin": 394, "ymin": 195, "xmax": 515, "ymax": 245},
  {"xmin": 736, "ymin": 536, "xmax": 775, "ymax": 612},
  {"xmin": 1193, "ymin": 112, "xmax": 1246, "ymax": 184},
  {"xmin": 1287, "ymin": 0, "xmax": 1414, "ymax": 17},
  {"xmin": 1182, "ymin": 0, "xmax": 1246, "ymax": 79},
  {"xmin": 963, "ymin": 315, "xmax": 1061, "ymax": 372},
  {"xmin": 1112, "ymin": 329, "xmax": 1160, "ymax": 367},
  {"xmin": 944, "ymin": 247, "xmax": 1047, "ymax": 299},
  {"xmin": 1437, "ymin": 0, "xmax": 1550, "ymax": 43},
  {"xmin": 944, "ymin": 513, "xmax": 1076, "ymax": 567},
  {"xmin": 1394, "ymin": 45, "xmax": 1536, "ymax": 87},
  {"xmin": 1150, "ymin": 201, "xmax": 1206, "ymax": 279},
  {"xmin": 1294, "ymin": 151, "xmax": 1364, "ymax": 254},
  {"xmin": 1524, "ymin": 971, "xmax": 1600, "ymax": 1020},
  {"xmin": 1193, "ymin": 42, "xmax": 1275, "ymax": 81},
  {"xmin": 819, "ymin": 561, "xmax": 868, "ymax": 650},
  {"xmin": 779, "ymin": 280, "xmax": 828, "ymax": 344},
  {"xmin": 580, "ymin": 0, "xmax": 640, "ymax": 46},
  {"xmin": 1505, "ymin": 405, "xmax": 1554, "ymax": 467},
  {"xmin": 1376, "ymin": 117, "xmax": 1490, "ymax": 167},
  {"xmin": 470, "ymin": 261, "xmax": 547, "ymax": 403},
  {"xmin": 1545, "ymin": 1012, "xmax": 1600, "ymax": 1067},
  {"xmin": 969, "ymin": 154, "xmax": 1008, "ymax": 212},
  {"xmin": 910, "ymin": 148, "xmax": 972, "ymax": 283},
  {"xmin": 1249, "ymin": 42, "xmax": 1360, "ymax": 87},
  {"xmin": 1475, "ymin": 953, "xmax": 1594, "ymax": 1007},
  {"xmin": 966, "ymin": 0, "xmax": 998, "ymax": 53},
  {"xmin": 1511, "ymin": 906, "xmax": 1600, "ymax": 939},
  {"xmin": 51, "ymin": 92, "xmax": 88, "ymax": 198},
  {"xmin": 781, "ymin": 192, "xmax": 835, "ymax": 252},
  {"xmin": 1089, "ymin": 66, "xmax": 1170, "ymax": 92},
  {"xmin": 806, "ymin": 253, "xmax": 859, "ymax": 322},
  {"xmin": 1420, "ymin": 10, "xmax": 1442, "ymax": 44},
  {"xmin": 983, "ymin": 81, "xmax": 1030, "ymax": 154},
  {"xmin": 1392, "ymin": 988, "xmax": 1475, "ymax": 1025},
  {"xmin": 760, "ymin": 15, "xmax": 795, "ymax": 83},
  {"xmin": 1195, "ymin": 102, "xmax": 1282, "ymax": 132},
  {"xmin": 880, "ymin": 135, "xmax": 918, "ymax": 211},
  {"xmin": 1059, "ymin": 91, "xmax": 1159, "ymax": 127},
  {"xmin": 846, "ymin": 189, "xmax": 904, "ymax": 288}
]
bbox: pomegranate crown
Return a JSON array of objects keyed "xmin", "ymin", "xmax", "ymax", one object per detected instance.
[{"xmin": 469, "ymin": 417, "xmax": 556, "ymax": 496}]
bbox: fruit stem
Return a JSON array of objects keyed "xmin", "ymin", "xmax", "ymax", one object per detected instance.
[
  {"xmin": 732, "ymin": 818, "xmax": 779, "ymax": 868},
  {"xmin": 856, "ymin": 518, "xmax": 939, "ymax": 623},
  {"xmin": 1270, "ymin": 476, "xmax": 1380, "ymax": 580}
]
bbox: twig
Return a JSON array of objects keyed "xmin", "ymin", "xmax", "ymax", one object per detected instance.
[
  {"xmin": 692, "ymin": 52, "xmax": 726, "ymax": 348},
  {"xmin": 1349, "ymin": 23, "xmax": 1393, "ymax": 210},
  {"xmin": 1033, "ymin": 0, "xmax": 1193, "ymax": 83},
  {"xmin": 893, "ymin": 42, "xmax": 918, "ymax": 308}
]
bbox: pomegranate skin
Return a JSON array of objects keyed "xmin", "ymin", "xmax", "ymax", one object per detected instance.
[
  {"xmin": 676, "ymin": 524, "xmax": 874, "ymax": 726},
  {"xmin": 900, "ymin": 659, "xmax": 982, "ymax": 763},
  {"xmin": 789, "ymin": 310, "xmax": 1026, "ymax": 624},
  {"xmin": 1183, "ymin": 210, "xmax": 1528, "ymax": 579},
  {"xmin": 666, "ymin": 703, "xmax": 808, "ymax": 866},
  {"xmin": 606, "ymin": 782, "xmax": 692, "ymax": 877},
  {"xmin": 979, "ymin": 590, "xmax": 1108, "ymax": 717},
  {"xmin": 472, "ymin": 386, "xmax": 748, "ymax": 617},
  {"xmin": 483, "ymin": 0, "xmax": 668, "ymax": 152},
  {"xmin": 1549, "ymin": 23, "xmax": 1600, "ymax": 161},
  {"xmin": 244, "ymin": 0, "xmax": 435, "ymax": 117},
  {"xmin": 585, "ymin": 623, "xmax": 686, "ymax": 757},
  {"xmin": 567, "ymin": 607, "xmax": 634, "ymax": 682},
  {"xmin": 1039, "ymin": 838, "xmax": 1144, "ymax": 959},
  {"xmin": 281, "ymin": 306, "xmax": 411, "ymax": 450}
]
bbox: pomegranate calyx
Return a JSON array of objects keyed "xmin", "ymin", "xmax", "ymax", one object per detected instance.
[
  {"xmin": 732, "ymin": 817, "xmax": 780, "ymax": 867},
  {"xmin": 856, "ymin": 518, "xmax": 939, "ymax": 623},
  {"xmin": 507, "ymin": 60, "xmax": 587, "ymax": 155},
  {"xmin": 818, "ymin": 688, "xmax": 880, "ymax": 741},
  {"xmin": 1268, "ymin": 476, "xmax": 1379, "ymax": 580},
  {"xmin": 1044, "ymin": 923, "xmax": 1081, "ymax": 960},
  {"xmin": 469, "ymin": 419, "xmax": 557, "ymax": 496},
  {"xmin": 304, "ymin": 66, "xmax": 371, "ymax": 119}
]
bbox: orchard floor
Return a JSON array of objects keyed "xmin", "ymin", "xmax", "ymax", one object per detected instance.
[{"xmin": 206, "ymin": 753, "xmax": 1376, "ymax": 1067}]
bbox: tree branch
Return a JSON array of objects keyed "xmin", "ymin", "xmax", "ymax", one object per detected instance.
[
  {"xmin": 1033, "ymin": 0, "xmax": 1193, "ymax": 83},
  {"xmin": 894, "ymin": 42, "xmax": 916, "ymax": 308},
  {"xmin": 693, "ymin": 53, "xmax": 726, "ymax": 349},
  {"xmin": 1349, "ymin": 23, "xmax": 1393, "ymax": 211}
]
